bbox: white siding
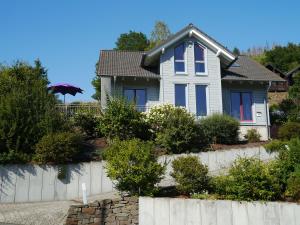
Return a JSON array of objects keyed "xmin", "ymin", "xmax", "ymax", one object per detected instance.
[
  {"xmin": 114, "ymin": 77, "xmax": 160, "ymax": 108},
  {"xmin": 100, "ymin": 76, "xmax": 112, "ymax": 109},
  {"xmin": 160, "ymin": 37, "xmax": 223, "ymax": 115}
]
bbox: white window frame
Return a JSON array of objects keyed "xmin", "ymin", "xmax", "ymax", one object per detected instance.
[
  {"xmin": 194, "ymin": 42, "xmax": 208, "ymax": 76},
  {"xmin": 174, "ymin": 43, "xmax": 187, "ymax": 75}
]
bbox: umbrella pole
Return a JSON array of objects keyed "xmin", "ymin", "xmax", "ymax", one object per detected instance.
[{"xmin": 64, "ymin": 95, "xmax": 67, "ymax": 115}]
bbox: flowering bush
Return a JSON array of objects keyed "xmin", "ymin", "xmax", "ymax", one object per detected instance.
[{"xmin": 146, "ymin": 104, "xmax": 208, "ymax": 153}]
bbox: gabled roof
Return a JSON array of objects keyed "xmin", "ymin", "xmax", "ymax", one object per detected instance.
[
  {"xmin": 143, "ymin": 23, "xmax": 236, "ymax": 67},
  {"xmin": 222, "ymin": 56, "xmax": 286, "ymax": 82},
  {"xmin": 97, "ymin": 50, "xmax": 159, "ymax": 78}
]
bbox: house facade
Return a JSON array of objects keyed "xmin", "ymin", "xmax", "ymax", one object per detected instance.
[{"xmin": 97, "ymin": 24, "xmax": 284, "ymax": 140}]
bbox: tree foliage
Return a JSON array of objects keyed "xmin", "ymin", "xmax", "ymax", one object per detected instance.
[
  {"xmin": 0, "ymin": 60, "xmax": 63, "ymax": 163},
  {"xmin": 264, "ymin": 43, "xmax": 300, "ymax": 72},
  {"xmin": 288, "ymin": 72, "xmax": 300, "ymax": 119},
  {"xmin": 115, "ymin": 31, "xmax": 149, "ymax": 51},
  {"xmin": 91, "ymin": 76, "xmax": 101, "ymax": 101},
  {"xmin": 148, "ymin": 21, "xmax": 171, "ymax": 49},
  {"xmin": 232, "ymin": 47, "xmax": 240, "ymax": 56}
]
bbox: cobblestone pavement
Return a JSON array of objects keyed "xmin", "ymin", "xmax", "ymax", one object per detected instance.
[{"xmin": 0, "ymin": 192, "xmax": 118, "ymax": 225}]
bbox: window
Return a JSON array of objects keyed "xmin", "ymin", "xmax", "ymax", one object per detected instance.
[
  {"xmin": 194, "ymin": 43, "xmax": 206, "ymax": 74},
  {"xmin": 175, "ymin": 84, "xmax": 187, "ymax": 107},
  {"xmin": 230, "ymin": 92, "xmax": 253, "ymax": 121},
  {"xmin": 174, "ymin": 43, "xmax": 185, "ymax": 73},
  {"xmin": 124, "ymin": 89, "xmax": 146, "ymax": 111},
  {"xmin": 196, "ymin": 85, "xmax": 207, "ymax": 116}
]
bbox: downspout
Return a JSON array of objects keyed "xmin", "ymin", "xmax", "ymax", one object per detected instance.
[
  {"xmin": 113, "ymin": 76, "xmax": 117, "ymax": 97},
  {"xmin": 265, "ymin": 81, "xmax": 272, "ymax": 139}
]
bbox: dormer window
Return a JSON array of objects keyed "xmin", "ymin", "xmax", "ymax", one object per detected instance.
[
  {"xmin": 174, "ymin": 43, "xmax": 185, "ymax": 73},
  {"xmin": 194, "ymin": 43, "xmax": 206, "ymax": 74}
]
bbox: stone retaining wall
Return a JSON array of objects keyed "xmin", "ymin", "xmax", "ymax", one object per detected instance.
[{"xmin": 65, "ymin": 197, "xmax": 138, "ymax": 225}]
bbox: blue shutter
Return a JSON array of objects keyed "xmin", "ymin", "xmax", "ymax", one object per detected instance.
[
  {"xmin": 124, "ymin": 89, "xmax": 135, "ymax": 103},
  {"xmin": 175, "ymin": 84, "xmax": 186, "ymax": 107},
  {"xmin": 196, "ymin": 85, "xmax": 207, "ymax": 116},
  {"xmin": 231, "ymin": 92, "xmax": 241, "ymax": 120},
  {"xmin": 242, "ymin": 92, "xmax": 252, "ymax": 120}
]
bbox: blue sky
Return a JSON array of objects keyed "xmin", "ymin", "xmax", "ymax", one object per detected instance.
[{"xmin": 0, "ymin": 0, "xmax": 299, "ymax": 102}]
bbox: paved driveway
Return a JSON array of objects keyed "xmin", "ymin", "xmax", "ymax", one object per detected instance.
[{"xmin": 0, "ymin": 192, "xmax": 118, "ymax": 225}]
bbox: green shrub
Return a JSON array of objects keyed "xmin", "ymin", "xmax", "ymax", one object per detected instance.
[
  {"xmin": 73, "ymin": 112, "xmax": 101, "ymax": 138},
  {"xmin": 147, "ymin": 104, "xmax": 208, "ymax": 153},
  {"xmin": 0, "ymin": 61, "xmax": 65, "ymax": 163},
  {"xmin": 285, "ymin": 166, "xmax": 300, "ymax": 200},
  {"xmin": 200, "ymin": 114, "xmax": 239, "ymax": 144},
  {"xmin": 244, "ymin": 129, "xmax": 261, "ymax": 143},
  {"xmin": 278, "ymin": 122, "xmax": 300, "ymax": 140},
  {"xmin": 104, "ymin": 139, "xmax": 165, "ymax": 196},
  {"xmin": 171, "ymin": 156, "xmax": 210, "ymax": 195},
  {"xmin": 213, "ymin": 157, "xmax": 281, "ymax": 201},
  {"xmin": 99, "ymin": 98, "xmax": 150, "ymax": 141},
  {"xmin": 264, "ymin": 139, "xmax": 288, "ymax": 153},
  {"xmin": 269, "ymin": 138, "xmax": 300, "ymax": 193},
  {"xmin": 34, "ymin": 132, "xmax": 83, "ymax": 164}
]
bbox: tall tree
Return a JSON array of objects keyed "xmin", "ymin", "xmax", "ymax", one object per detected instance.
[
  {"xmin": 0, "ymin": 60, "xmax": 63, "ymax": 163},
  {"xmin": 148, "ymin": 21, "xmax": 172, "ymax": 49},
  {"xmin": 115, "ymin": 31, "xmax": 149, "ymax": 51},
  {"xmin": 92, "ymin": 62, "xmax": 101, "ymax": 101}
]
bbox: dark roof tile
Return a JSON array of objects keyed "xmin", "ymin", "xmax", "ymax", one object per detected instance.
[
  {"xmin": 97, "ymin": 50, "xmax": 159, "ymax": 78},
  {"xmin": 222, "ymin": 56, "xmax": 286, "ymax": 82}
]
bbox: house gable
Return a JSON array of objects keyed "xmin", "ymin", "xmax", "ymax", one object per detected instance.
[{"xmin": 143, "ymin": 23, "xmax": 236, "ymax": 68}]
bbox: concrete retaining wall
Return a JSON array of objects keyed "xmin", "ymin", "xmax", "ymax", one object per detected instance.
[
  {"xmin": 159, "ymin": 146, "xmax": 277, "ymax": 186},
  {"xmin": 139, "ymin": 197, "xmax": 300, "ymax": 225},
  {"xmin": 0, "ymin": 146, "xmax": 276, "ymax": 203},
  {"xmin": 0, "ymin": 162, "xmax": 114, "ymax": 203}
]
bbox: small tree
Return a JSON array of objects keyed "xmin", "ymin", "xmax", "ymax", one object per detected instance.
[
  {"xmin": 171, "ymin": 156, "xmax": 210, "ymax": 195},
  {"xmin": 104, "ymin": 139, "xmax": 166, "ymax": 196},
  {"xmin": 115, "ymin": 31, "xmax": 149, "ymax": 51}
]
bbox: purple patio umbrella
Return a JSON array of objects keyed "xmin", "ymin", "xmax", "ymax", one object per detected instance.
[{"xmin": 48, "ymin": 83, "xmax": 83, "ymax": 103}]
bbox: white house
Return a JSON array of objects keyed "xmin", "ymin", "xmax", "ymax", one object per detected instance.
[{"xmin": 97, "ymin": 24, "xmax": 285, "ymax": 140}]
